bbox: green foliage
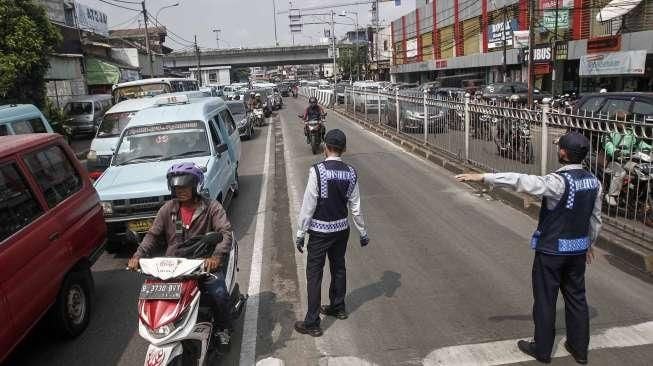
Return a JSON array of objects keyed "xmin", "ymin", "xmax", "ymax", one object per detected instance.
[
  {"xmin": 230, "ymin": 67, "xmax": 251, "ymax": 83},
  {"xmin": 337, "ymin": 45, "xmax": 367, "ymax": 79},
  {"xmin": 0, "ymin": 0, "xmax": 62, "ymax": 107}
]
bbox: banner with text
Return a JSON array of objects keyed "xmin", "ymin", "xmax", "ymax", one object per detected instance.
[
  {"xmin": 487, "ymin": 19, "xmax": 518, "ymax": 49},
  {"xmin": 579, "ymin": 50, "xmax": 647, "ymax": 76}
]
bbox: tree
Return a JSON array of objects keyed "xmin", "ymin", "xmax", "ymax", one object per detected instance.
[
  {"xmin": 0, "ymin": 0, "xmax": 61, "ymax": 107},
  {"xmin": 337, "ymin": 44, "xmax": 367, "ymax": 81},
  {"xmin": 230, "ymin": 67, "xmax": 251, "ymax": 83}
]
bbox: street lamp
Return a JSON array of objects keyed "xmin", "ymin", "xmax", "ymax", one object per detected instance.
[
  {"xmin": 212, "ymin": 29, "xmax": 221, "ymax": 48},
  {"xmin": 339, "ymin": 11, "xmax": 360, "ymax": 81},
  {"xmin": 155, "ymin": 2, "xmax": 180, "ymax": 76},
  {"xmin": 155, "ymin": 2, "xmax": 180, "ymax": 22}
]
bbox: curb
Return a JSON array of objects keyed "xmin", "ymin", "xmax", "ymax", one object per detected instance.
[{"xmin": 333, "ymin": 107, "xmax": 653, "ymax": 274}]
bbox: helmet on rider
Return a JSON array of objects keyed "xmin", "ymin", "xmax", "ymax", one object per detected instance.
[
  {"xmin": 255, "ymin": 93, "xmax": 261, "ymax": 98},
  {"xmin": 249, "ymin": 91, "xmax": 255, "ymax": 96},
  {"xmin": 309, "ymin": 96, "xmax": 318, "ymax": 105},
  {"xmin": 166, "ymin": 162, "xmax": 205, "ymax": 197}
]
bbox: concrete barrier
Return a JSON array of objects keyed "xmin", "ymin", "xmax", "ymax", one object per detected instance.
[{"xmin": 299, "ymin": 87, "xmax": 334, "ymax": 108}]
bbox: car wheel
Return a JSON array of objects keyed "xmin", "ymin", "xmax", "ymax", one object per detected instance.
[{"xmin": 51, "ymin": 269, "xmax": 92, "ymax": 338}]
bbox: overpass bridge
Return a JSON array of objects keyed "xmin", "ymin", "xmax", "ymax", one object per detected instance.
[{"xmin": 164, "ymin": 45, "xmax": 332, "ymax": 70}]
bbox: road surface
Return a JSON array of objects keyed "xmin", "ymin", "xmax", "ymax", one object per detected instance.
[{"xmin": 7, "ymin": 98, "xmax": 653, "ymax": 366}]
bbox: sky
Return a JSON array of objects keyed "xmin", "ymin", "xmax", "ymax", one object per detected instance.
[{"xmin": 84, "ymin": 0, "xmax": 416, "ymax": 51}]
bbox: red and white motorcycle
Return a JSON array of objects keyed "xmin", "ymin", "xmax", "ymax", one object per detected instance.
[{"xmin": 133, "ymin": 232, "xmax": 245, "ymax": 366}]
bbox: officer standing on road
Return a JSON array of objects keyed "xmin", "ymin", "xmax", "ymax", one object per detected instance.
[
  {"xmin": 456, "ymin": 131, "xmax": 602, "ymax": 364},
  {"xmin": 294, "ymin": 129, "xmax": 369, "ymax": 337}
]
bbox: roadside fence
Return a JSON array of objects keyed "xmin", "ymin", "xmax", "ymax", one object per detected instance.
[{"xmin": 340, "ymin": 86, "xmax": 653, "ymax": 241}]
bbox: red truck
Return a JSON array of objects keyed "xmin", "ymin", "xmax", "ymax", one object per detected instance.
[{"xmin": 0, "ymin": 134, "xmax": 107, "ymax": 363}]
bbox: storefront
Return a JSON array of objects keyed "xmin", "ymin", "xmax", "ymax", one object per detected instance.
[{"xmin": 578, "ymin": 50, "xmax": 652, "ymax": 93}]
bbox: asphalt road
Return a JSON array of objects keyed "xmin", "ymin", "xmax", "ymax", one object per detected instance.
[{"xmin": 5, "ymin": 98, "xmax": 653, "ymax": 366}]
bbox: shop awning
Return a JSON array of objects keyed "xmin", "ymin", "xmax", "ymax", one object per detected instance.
[
  {"xmin": 596, "ymin": 0, "xmax": 644, "ymax": 22},
  {"xmin": 86, "ymin": 57, "xmax": 121, "ymax": 85}
]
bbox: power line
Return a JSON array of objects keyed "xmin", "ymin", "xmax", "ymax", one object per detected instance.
[{"xmin": 95, "ymin": 0, "xmax": 140, "ymax": 11}]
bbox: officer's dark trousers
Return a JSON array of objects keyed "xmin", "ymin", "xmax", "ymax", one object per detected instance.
[
  {"xmin": 532, "ymin": 251, "xmax": 589, "ymax": 359},
  {"xmin": 304, "ymin": 229, "xmax": 350, "ymax": 327}
]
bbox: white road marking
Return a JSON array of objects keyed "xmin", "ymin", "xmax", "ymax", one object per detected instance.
[
  {"xmin": 239, "ymin": 123, "xmax": 273, "ymax": 365},
  {"xmin": 423, "ymin": 321, "xmax": 653, "ymax": 366}
]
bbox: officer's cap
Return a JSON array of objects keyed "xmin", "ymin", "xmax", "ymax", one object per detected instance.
[
  {"xmin": 325, "ymin": 129, "xmax": 346, "ymax": 150},
  {"xmin": 558, "ymin": 131, "xmax": 589, "ymax": 162}
]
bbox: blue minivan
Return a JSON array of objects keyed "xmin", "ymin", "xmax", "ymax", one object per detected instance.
[{"xmin": 93, "ymin": 95, "xmax": 241, "ymax": 250}]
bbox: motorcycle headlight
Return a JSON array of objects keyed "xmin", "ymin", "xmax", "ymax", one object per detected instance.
[
  {"xmin": 101, "ymin": 201, "xmax": 113, "ymax": 216},
  {"xmin": 148, "ymin": 323, "xmax": 175, "ymax": 339}
]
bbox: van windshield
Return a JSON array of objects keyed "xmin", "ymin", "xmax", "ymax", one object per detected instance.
[
  {"xmin": 113, "ymin": 121, "xmax": 210, "ymax": 165},
  {"xmin": 65, "ymin": 102, "xmax": 93, "ymax": 115},
  {"xmin": 97, "ymin": 111, "xmax": 135, "ymax": 138},
  {"xmin": 113, "ymin": 83, "xmax": 171, "ymax": 102}
]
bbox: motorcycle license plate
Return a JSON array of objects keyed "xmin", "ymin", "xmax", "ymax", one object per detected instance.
[
  {"xmin": 128, "ymin": 219, "xmax": 153, "ymax": 233},
  {"xmin": 139, "ymin": 283, "xmax": 182, "ymax": 300}
]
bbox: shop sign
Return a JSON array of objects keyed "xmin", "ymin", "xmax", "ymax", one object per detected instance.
[
  {"xmin": 540, "ymin": 0, "xmax": 574, "ymax": 8},
  {"xmin": 587, "ymin": 35, "xmax": 621, "ymax": 53},
  {"xmin": 434, "ymin": 59, "xmax": 447, "ymax": 69},
  {"xmin": 555, "ymin": 43, "xmax": 568, "ymax": 60},
  {"xmin": 524, "ymin": 45, "xmax": 552, "ymax": 63},
  {"xmin": 487, "ymin": 19, "xmax": 518, "ymax": 49},
  {"xmin": 579, "ymin": 50, "xmax": 647, "ymax": 76},
  {"xmin": 75, "ymin": 1, "xmax": 109, "ymax": 36},
  {"xmin": 513, "ymin": 30, "xmax": 530, "ymax": 48},
  {"xmin": 542, "ymin": 10, "xmax": 569, "ymax": 30}
]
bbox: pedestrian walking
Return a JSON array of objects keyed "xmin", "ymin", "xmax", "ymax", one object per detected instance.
[
  {"xmin": 456, "ymin": 131, "xmax": 602, "ymax": 364},
  {"xmin": 294, "ymin": 129, "xmax": 369, "ymax": 337}
]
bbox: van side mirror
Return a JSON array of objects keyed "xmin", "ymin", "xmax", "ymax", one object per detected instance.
[{"xmin": 216, "ymin": 143, "xmax": 228, "ymax": 155}]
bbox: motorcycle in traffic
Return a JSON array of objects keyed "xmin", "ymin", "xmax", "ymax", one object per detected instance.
[
  {"xmin": 298, "ymin": 113, "xmax": 327, "ymax": 154},
  {"xmin": 250, "ymin": 108, "xmax": 265, "ymax": 127},
  {"xmin": 130, "ymin": 232, "xmax": 246, "ymax": 366}
]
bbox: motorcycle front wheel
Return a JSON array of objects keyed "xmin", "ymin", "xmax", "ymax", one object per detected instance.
[{"xmin": 311, "ymin": 135, "xmax": 320, "ymax": 154}]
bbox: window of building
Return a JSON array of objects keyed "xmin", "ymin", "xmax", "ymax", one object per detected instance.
[
  {"xmin": 0, "ymin": 162, "xmax": 43, "ymax": 242},
  {"xmin": 24, "ymin": 145, "xmax": 82, "ymax": 208},
  {"xmin": 383, "ymin": 40, "xmax": 388, "ymax": 51},
  {"xmin": 209, "ymin": 72, "xmax": 218, "ymax": 83}
]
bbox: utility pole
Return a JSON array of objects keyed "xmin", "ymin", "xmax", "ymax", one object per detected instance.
[
  {"xmin": 527, "ymin": 0, "xmax": 536, "ymax": 106},
  {"xmin": 331, "ymin": 10, "xmax": 337, "ymax": 82},
  {"xmin": 141, "ymin": 1, "xmax": 154, "ymax": 78},
  {"xmin": 551, "ymin": 0, "xmax": 559, "ymax": 96},
  {"xmin": 195, "ymin": 35, "xmax": 202, "ymax": 86},
  {"xmin": 502, "ymin": 5, "xmax": 508, "ymax": 82},
  {"xmin": 273, "ymin": 0, "xmax": 279, "ymax": 46},
  {"xmin": 213, "ymin": 29, "xmax": 221, "ymax": 48},
  {"xmin": 374, "ymin": 0, "xmax": 380, "ymax": 81}
]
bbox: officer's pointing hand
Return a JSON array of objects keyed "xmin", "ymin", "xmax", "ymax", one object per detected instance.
[
  {"xmin": 360, "ymin": 234, "xmax": 370, "ymax": 247},
  {"xmin": 455, "ymin": 173, "xmax": 484, "ymax": 182},
  {"xmin": 586, "ymin": 247, "xmax": 595, "ymax": 265},
  {"xmin": 295, "ymin": 236, "xmax": 305, "ymax": 253}
]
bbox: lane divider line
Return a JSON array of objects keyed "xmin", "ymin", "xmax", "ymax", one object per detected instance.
[{"xmin": 240, "ymin": 123, "xmax": 273, "ymax": 365}]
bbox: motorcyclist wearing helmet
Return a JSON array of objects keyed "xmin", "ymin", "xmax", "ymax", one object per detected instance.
[
  {"xmin": 253, "ymin": 93, "xmax": 264, "ymax": 109},
  {"xmin": 302, "ymin": 96, "xmax": 326, "ymax": 141},
  {"xmin": 127, "ymin": 162, "xmax": 234, "ymax": 345},
  {"xmin": 246, "ymin": 91, "xmax": 257, "ymax": 112}
]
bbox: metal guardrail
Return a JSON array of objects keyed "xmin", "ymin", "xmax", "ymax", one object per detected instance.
[{"xmin": 341, "ymin": 86, "xmax": 653, "ymax": 242}]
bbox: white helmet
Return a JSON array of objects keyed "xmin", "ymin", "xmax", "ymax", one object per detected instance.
[
  {"xmin": 255, "ymin": 93, "xmax": 261, "ymax": 98},
  {"xmin": 599, "ymin": 88, "xmax": 607, "ymax": 93}
]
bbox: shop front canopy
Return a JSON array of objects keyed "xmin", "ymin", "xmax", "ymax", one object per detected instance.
[{"xmin": 596, "ymin": 0, "xmax": 644, "ymax": 22}]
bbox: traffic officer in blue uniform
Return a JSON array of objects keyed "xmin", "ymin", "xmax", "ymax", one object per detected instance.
[
  {"xmin": 456, "ymin": 131, "xmax": 602, "ymax": 364},
  {"xmin": 294, "ymin": 129, "xmax": 369, "ymax": 337}
]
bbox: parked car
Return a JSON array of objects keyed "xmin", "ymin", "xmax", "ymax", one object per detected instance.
[
  {"xmin": 574, "ymin": 92, "xmax": 653, "ymax": 121},
  {"xmin": 94, "ymin": 95, "xmax": 241, "ymax": 251},
  {"xmin": 63, "ymin": 94, "xmax": 112, "ymax": 138},
  {"xmin": 278, "ymin": 82, "xmax": 291, "ymax": 97},
  {"xmin": 480, "ymin": 82, "xmax": 549, "ymax": 104},
  {"xmin": 0, "ymin": 134, "xmax": 107, "ymax": 363},
  {"xmin": 0, "ymin": 104, "xmax": 72, "ymax": 144},
  {"xmin": 335, "ymin": 83, "xmax": 348, "ymax": 104},
  {"xmin": 386, "ymin": 90, "xmax": 449, "ymax": 133},
  {"xmin": 226, "ymin": 100, "xmax": 254, "ymax": 139}
]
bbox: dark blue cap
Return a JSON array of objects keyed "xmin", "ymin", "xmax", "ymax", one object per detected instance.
[
  {"xmin": 559, "ymin": 131, "xmax": 589, "ymax": 162},
  {"xmin": 325, "ymin": 129, "xmax": 346, "ymax": 150}
]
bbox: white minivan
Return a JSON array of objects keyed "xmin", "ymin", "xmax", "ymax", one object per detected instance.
[
  {"xmin": 87, "ymin": 91, "xmax": 206, "ymax": 180},
  {"xmin": 94, "ymin": 95, "xmax": 241, "ymax": 250}
]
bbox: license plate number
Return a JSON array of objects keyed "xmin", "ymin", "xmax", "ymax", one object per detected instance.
[
  {"xmin": 128, "ymin": 219, "xmax": 153, "ymax": 233},
  {"xmin": 139, "ymin": 283, "xmax": 182, "ymax": 300}
]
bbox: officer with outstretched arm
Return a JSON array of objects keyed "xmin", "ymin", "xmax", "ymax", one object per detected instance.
[
  {"xmin": 456, "ymin": 131, "xmax": 602, "ymax": 364},
  {"xmin": 294, "ymin": 129, "xmax": 369, "ymax": 337}
]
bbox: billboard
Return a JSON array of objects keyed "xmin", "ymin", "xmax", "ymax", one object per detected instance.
[
  {"xmin": 75, "ymin": 1, "xmax": 109, "ymax": 36},
  {"xmin": 579, "ymin": 50, "xmax": 647, "ymax": 76},
  {"xmin": 487, "ymin": 19, "xmax": 518, "ymax": 49}
]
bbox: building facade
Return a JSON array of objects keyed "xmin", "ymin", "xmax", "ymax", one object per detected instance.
[{"xmin": 390, "ymin": 0, "xmax": 653, "ymax": 94}]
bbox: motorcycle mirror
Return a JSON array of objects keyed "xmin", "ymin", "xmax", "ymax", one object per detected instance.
[{"xmin": 297, "ymin": 114, "xmax": 304, "ymax": 119}]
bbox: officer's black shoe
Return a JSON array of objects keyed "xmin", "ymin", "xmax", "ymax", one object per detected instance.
[
  {"xmin": 320, "ymin": 305, "xmax": 348, "ymax": 319},
  {"xmin": 517, "ymin": 340, "xmax": 551, "ymax": 364},
  {"xmin": 564, "ymin": 341, "xmax": 588, "ymax": 364},
  {"xmin": 294, "ymin": 321, "xmax": 323, "ymax": 337}
]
